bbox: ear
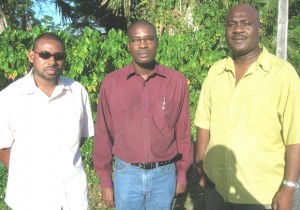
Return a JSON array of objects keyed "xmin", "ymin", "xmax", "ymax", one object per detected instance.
[
  {"xmin": 127, "ymin": 41, "xmax": 131, "ymax": 52},
  {"xmin": 258, "ymin": 24, "xmax": 263, "ymax": 38},
  {"xmin": 28, "ymin": 50, "xmax": 34, "ymax": 63}
]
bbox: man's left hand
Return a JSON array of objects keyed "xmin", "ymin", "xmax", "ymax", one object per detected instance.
[
  {"xmin": 272, "ymin": 186, "xmax": 295, "ymax": 210},
  {"xmin": 176, "ymin": 183, "xmax": 186, "ymax": 196}
]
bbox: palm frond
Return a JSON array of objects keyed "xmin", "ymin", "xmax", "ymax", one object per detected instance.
[{"xmin": 54, "ymin": 0, "xmax": 73, "ymax": 25}]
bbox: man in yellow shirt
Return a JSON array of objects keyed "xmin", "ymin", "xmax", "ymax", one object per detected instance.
[{"xmin": 194, "ymin": 3, "xmax": 300, "ymax": 210}]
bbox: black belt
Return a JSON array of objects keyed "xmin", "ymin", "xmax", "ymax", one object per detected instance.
[{"xmin": 131, "ymin": 154, "xmax": 182, "ymax": 170}]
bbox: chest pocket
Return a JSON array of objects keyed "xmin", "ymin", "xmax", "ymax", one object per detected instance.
[{"xmin": 152, "ymin": 100, "xmax": 178, "ymax": 133}]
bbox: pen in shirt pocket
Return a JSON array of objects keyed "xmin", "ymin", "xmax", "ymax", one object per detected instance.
[{"xmin": 162, "ymin": 97, "xmax": 166, "ymax": 110}]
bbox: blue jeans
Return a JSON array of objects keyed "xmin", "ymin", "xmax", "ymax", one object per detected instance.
[{"xmin": 113, "ymin": 157, "xmax": 176, "ymax": 210}]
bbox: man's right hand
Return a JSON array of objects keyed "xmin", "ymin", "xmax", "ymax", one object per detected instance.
[
  {"xmin": 196, "ymin": 161, "xmax": 206, "ymax": 188},
  {"xmin": 198, "ymin": 173, "xmax": 215, "ymax": 188},
  {"xmin": 198, "ymin": 174, "xmax": 207, "ymax": 188},
  {"xmin": 0, "ymin": 147, "xmax": 11, "ymax": 169},
  {"xmin": 196, "ymin": 161, "xmax": 214, "ymax": 188},
  {"xmin": 101, "ymin": 187, "xmax": 115, "ymax": 208}
]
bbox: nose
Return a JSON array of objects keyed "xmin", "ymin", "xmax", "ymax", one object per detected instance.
[
  {"xmin": 47, "ymin": 55, "xmax": 57, "ymax": 65},
  {"xmin": 138, "ymin": 39, "xmax": 148, "ymax": 48},
  {"xmin": 233, "ymin": 23, "xmax": 244, "ymax": 33}
]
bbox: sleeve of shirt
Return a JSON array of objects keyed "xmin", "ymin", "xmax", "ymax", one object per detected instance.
[
  {"xmin": 0, "ymin": 91, "xmax": 15, "ymax": 149},
  {"xmin": 194, "ymin": 74, "xmax": 211, "ymax": 129},
  {"xmin": 81, "ymin": 88, "xmax": 94, "ymax": 138},
  {"xmin": 281, "ymin": 64, "xmax": 300, "ymax": 145},
  {"xmin": 92, "ymin": 79, "xmax": 114, "ymax": 188},
  {"xmin": 175, "ymin": 76, "xmax": 193, "ymax": 185}
]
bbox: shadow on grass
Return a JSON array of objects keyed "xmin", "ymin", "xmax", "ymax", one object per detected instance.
[{"xmin": 173, "ymin": 164, "xmax": 206, "ymax": 210}]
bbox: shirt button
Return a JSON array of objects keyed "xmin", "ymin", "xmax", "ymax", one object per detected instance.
[
  {"xmin": 228, "ymin": 166, "xmax": 232, "ymax": 170},
  {"xmin": 147, "ymin": 155, "xmax": 151, "ymax": 158},
  {"xmin": 145, "ymin": 137, "xmax": 150, "ymax": 140},
  {"xmin": 144, "ymin": 118, "xmax": 147, "ymax": 122}
]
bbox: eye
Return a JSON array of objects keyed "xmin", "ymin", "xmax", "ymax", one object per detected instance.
[
  {"xmin": 131, "ymin": 38, "xmax": 141, "ymax": 43},
  {"xmin": 146, "ymin": 37, "xmax": 155, "ymax": 42},
  {"xmin": 38, "ymin": 52, "xmax": 52, "ymax": 59},
  {"xmin": 226, "ymin": 22, "xmax": 235, "ymax": 27},
  {"xmin": 53, "ymin": 53, "xmax": 66, "ymax": 61}
]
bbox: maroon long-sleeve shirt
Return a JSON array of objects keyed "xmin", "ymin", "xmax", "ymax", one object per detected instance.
[{"xmin": 93, "ymin": 63, "xmax": 193, "ymax": 188}]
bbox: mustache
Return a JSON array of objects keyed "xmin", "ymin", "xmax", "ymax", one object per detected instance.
[
  {"xmin": 232, "ymin": 35, "xmax": 247, "ymax": 40},
  {"xmin": 136, "ymin": 50, "xmax": 151, "ymax": 55},
  {"xmin": 45, "ymin": 66, "xmax": 60, "ymax": 71}
]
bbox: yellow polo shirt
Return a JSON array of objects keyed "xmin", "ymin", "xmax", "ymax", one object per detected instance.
[{"xmin": 194, "ymin": 46, "xmax": 300, "ymax": 204}]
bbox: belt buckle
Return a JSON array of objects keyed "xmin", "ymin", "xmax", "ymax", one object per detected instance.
[{"xmin": 139, "ymin": 162, "xmax": 154, "ymax": 169}]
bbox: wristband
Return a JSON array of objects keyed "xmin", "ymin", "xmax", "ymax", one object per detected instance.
[{"xmin": 282, "ymin": 180, "xmax": 300, "ymax": 189}]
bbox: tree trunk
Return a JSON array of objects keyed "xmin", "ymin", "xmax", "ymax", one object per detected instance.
[
  {"xmin": 0, "ymin": 5, "xmax": 8, "ymax": 33},
  {"xmin": 276, "ymin": 0, "xmax": 288, "ymax": 60}
]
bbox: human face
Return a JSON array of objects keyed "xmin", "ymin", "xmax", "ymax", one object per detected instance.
[
  {"xmin": 225, "ymin": 4, "xmax": 262, "ymax": 57},
  {"xmin": 28, "ymin": 38, "xmax": 65, "ymax": 83},
  {"xmin": 127, "ymin": 23, "xmax": 158, "ymax": 67}
]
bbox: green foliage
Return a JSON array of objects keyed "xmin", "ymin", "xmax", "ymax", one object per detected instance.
[
  {"xmin": 0, "ymin": 165, "xmax": 8, "ymax": 210},
  {"xmin": 64, "ymin": 27, "xmax": 131, "ymax": 109},
  {"xmin": 0, "ymin": 28, "xmax": 31, "ymax": 90},
  {"xmin": 1, "ymin": 0, "xmax": 40, "ymax": 30},
  {"xmin": 288, "ymin": 12, "xmax": 300, "ymax": 75}
]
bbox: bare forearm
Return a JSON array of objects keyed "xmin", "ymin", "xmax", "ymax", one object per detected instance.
[
  {"xmin": 284, "ymin": 144, "xmax": 300, "ymax": 182},
  {"xmin": 0, "ymin": 147, "xmax": 11, "ymax": 169},
  {"xmin": 271, "ymin": 144, "xmax": 300, "ymax": 210},
  {"xmin": 195, "ymin": 127, "xmax": 210, "ymax": 165},
  {"xmin": 195, "ymin": 127, "xmax": 211, "ymax": 187}
]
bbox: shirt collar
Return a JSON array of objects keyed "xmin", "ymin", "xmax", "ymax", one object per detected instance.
[
  {"xmin": 217, "ymin": 57, "xmax": 235, "ymax": 75},
  {"xmin": 56, "ymin": 76, "xmax": 71, "ymax": 91},
  {"xmin": 255, "ymin": 45, "xmax": 271, "ymax": 73},
  {"xmin": 217, "ymin": 44, "xmax": 270, "ymax": 75},
  {"xmin": 23, "ymin": 69, "xmax": 71, "ymax": 94},
  {"xmin": 126, "ymin": 62, "xmax": 167, "ymax": 79}
]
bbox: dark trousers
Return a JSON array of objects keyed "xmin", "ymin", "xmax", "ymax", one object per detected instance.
[{"xmin": 204, "ymin": 187, "xmax": 272, "ymax": 210}]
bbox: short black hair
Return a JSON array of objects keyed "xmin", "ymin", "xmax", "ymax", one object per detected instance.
[
  {"xmin": 227, "ymin": 3, "xmax": 260, "ymax": 25},
  {"xmin": 33, "ymin": 32, "xmax": 65, "ymax": 51},
  {"xmin": 127, "ymin": 20, "xmax": 157, "ymax": 37}
]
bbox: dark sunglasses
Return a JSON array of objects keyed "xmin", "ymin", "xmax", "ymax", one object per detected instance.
[{"xmin": 33, "ymin": 51, "xmax": 66, "ymax": 61}]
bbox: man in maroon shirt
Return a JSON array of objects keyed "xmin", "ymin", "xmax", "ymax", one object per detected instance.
[{"xmin": 93, "ymin": 20, "xmax": 193, "ymax": 210}]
